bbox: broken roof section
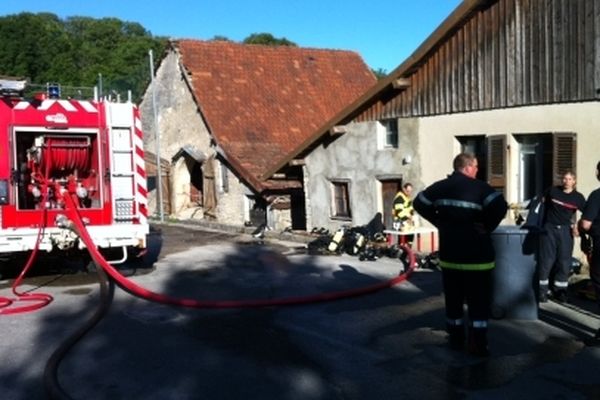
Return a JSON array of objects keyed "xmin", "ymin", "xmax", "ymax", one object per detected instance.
[{"xmin": 175, "ymin": 39, "xmax": 377, "ymax": 192}]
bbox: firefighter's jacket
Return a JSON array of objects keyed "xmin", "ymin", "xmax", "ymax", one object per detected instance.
[
  {"xmin": 413, "ymin": 171, "xmax": 508, "ymax": 270},
  {"xmin": 392, "ymin": 191, "xmax": 413, "ymax": 221}
]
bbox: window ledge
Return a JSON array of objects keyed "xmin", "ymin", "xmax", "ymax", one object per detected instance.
[{"xmin": 330, "ymin": 216, "xmax": 352, "ymax": 222}]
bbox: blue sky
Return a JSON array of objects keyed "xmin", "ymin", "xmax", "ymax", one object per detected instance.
[{"xmin": 1, "ymin": 0, "xmax": 461, "ymax": 72}]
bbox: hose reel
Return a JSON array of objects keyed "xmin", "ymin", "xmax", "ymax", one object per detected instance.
[{"xmin": 26, "ymin": 134, "xmax": 97, "ymax": 209}]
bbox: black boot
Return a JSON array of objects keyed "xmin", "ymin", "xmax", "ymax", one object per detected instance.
[
  {"xmin": 539, "ymin": 285, "xmax": 549, "ymax": 303},
  {"xmin": 553, "ymin": 289, "xmax": 568, "ymax": 303},
  {"xmin": 467, "ymin": 327, "xmax": 490, "ymax": 357},
  {"xmin": 446, "ymin": 323, "xmax": 465, "ymax": 350}
]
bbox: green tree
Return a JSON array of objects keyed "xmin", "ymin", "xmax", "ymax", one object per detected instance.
[
  {"xmin": 0, "ymin": 13, "xmax": 75, "ymax": 81},
  {"xmin": 243, "ymin": 33, "xmax": 296, "ymax": 46},
  {"xmin": 0, "ymin": 12, "xmax": 167, "ymax": 101},
  {"xmin": 210, "ymin": 35, "xmax": 232, "ymax": 42},
  {"xmin": 371, "ymin": 68, "xmax": 388, "ymax": 80}
]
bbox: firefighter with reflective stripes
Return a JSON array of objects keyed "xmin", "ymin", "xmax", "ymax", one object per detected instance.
[
  {"xmin": 413, "ymin": 153, "xmax": 507, "ymax": 356},
  {"xmin": 393, "ymin": 183, "xmax": 415, "ymax": 247},
  {"xmin": 392, "ymin": 182, "xmax": 414, "ymax": 231},
  {"xmin": 538, "ymin": 171, "xmax": 585, "ymax": 303}
]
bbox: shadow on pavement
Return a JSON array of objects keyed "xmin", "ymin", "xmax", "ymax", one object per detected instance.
[{"xmin": 2, "ymin": 232, "xmax": 600, "ymax": 399}]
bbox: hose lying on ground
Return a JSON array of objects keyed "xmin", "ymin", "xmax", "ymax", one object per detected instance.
[
  {"xmin": 0, "ymin": 200, "xmax": 53, "ymax": 315},
  {"xmin": 41, "ymin": 195, "xmax": 416, "ymax": 399},
  {"xmin": 43, "ymin": 264, "xmax": 114, "ymax": 400},
  {"xmin": 64, "ymin": 193, "xmax": 416, "ymax": 309}
]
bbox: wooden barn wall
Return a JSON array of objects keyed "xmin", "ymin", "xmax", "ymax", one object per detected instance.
[{"xmin": 356, "ymin": 0, "xmax": 600, "ymax": 122}]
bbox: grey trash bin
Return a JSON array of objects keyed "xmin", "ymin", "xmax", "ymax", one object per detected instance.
[{"xmin": 491, "ymin": 225, "xmax": 538, "ymax": 320}]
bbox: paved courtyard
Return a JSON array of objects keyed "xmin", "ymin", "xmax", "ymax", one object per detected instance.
[{"xmin": 0, "ymin": 222, "xmax": 599, "ymax": 399}]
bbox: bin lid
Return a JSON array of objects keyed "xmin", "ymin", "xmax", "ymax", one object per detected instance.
[{"xmin": 491, "ymin": 225, "xmax": 527, "ymax": 235}]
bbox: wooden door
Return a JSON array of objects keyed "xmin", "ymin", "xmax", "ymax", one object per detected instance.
[{"xmin": 381, "ymin": 180, "xmax": 402, "ymax": 230}]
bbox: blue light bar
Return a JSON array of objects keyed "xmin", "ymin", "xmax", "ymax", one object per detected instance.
[{"xmin": 47, "ymin": 83, "xmax": 61, "ymax": 99}]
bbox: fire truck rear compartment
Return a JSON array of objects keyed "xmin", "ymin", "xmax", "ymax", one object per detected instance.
[
  {"xmin": 0, "ymin": 89, "xmax": 148, "ymax": 263},
  {"xmin": 14, "ymin": 129, "xmax": 101, "ymax": 210}
]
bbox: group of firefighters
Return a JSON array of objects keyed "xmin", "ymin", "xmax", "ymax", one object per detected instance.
[{"xmin": 393, "ymin": 153, "xmax": 600, "ymax": 357}]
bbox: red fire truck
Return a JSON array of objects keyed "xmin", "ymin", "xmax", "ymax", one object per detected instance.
[{"xmin": 0, "ymin": 77, "xmax": 149, "ymax": 268}]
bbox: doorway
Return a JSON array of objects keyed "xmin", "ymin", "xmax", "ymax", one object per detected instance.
[
  {"xmin": 381, "ymin": 179, "xmax": 403, "ymax": 230},
  {"xmin": 189, "ymin": 161, "xmax": 203, "ymax": 205}
]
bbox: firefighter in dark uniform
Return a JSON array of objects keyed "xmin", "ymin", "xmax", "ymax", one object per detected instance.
[
  {"xmin": 538, "ymin": 171, "xmax": 585, "ymax": 303},
  {"xmin": 578, "ymin": 161, "xmax": 600, "ymax": 344},
  {"xmin": 413, "ymin": 153, "xmax": 507, "ymax": 356}
]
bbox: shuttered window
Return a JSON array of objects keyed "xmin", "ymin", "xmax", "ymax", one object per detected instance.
[
  {"xmin": 487, "ymin": 135, "xmax": 506, "ymax": 192},
  {"xmin": 552, "ymin": 133, "xmax": 576, "ymax": 185},
  {"xmin": 470, "ymin": 132, "xmax": 575, "ymax": 200},
  {"xmin": 331, "ymin": 180, "xmax": 352, "ymax": 219}
]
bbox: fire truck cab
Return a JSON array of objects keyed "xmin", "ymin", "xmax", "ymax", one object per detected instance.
[{"xmin": 0, "ymin": 77, "xmax": 149, "ymax": 266}]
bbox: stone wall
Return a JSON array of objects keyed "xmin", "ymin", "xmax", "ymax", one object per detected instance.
[
  {"xmin": 304, "ymin": 120, "xmax": 415, "ymax": 231},
  {"xmin": 215, "ymin": 163, "xmax": 247, "ymax": 226},
  {"xmin": 139, "ymin": 49, "xmax": 251, "ymax": 226}
]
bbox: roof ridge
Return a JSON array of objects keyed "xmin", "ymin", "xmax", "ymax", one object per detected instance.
[{"xmin": 173, "ymin": 38, "xmax": 361, "ymax": 56}]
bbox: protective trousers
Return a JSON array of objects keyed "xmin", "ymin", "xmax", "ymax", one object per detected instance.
[
  {"xmin": 538, "ymin": 224, "xmax": 573, "ymax": 293},
  {"xmin": 442, "ymin": 268, "xmax": 492, "ymax": 353},
  {"xmin": 590, "ymin": 234, "xmax": 600, "ymax": 311}
]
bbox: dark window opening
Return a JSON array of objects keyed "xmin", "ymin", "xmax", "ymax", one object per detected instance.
[
  {"xmin": 382, "ymin": 119, "xmax": 398, "ymax": 148},
  {"xmin": 189, "ymin": 161, "xmax": 203, "ymax": 204}
]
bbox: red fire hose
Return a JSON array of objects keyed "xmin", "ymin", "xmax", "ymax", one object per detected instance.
[
  {"xmin": 40, "ymin": 197, "xmax": 416, "ymax": 400},
  {"xmin": 1, "ymin": 188, "xmax": 415, "ymax": 314},
  {"xmin": 0, "ymin": 182, "xmax": 53, "ymax": 315},
  {"xmin": 64, "ymin": 194, "xmax": 416, "ymax": 309},
  {"xmin": 2, "ymin": 128, "xmax": 417, "ymax": 398}
]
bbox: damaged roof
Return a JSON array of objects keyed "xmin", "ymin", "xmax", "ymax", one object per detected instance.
[{"xmin": 176, "ymin": 39, "xmax": 377, "ymax": 191}]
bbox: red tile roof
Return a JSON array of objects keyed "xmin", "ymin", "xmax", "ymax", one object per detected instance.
[{"xmin": 176, "ymin": 40, "xmax": 376, "ymax": 192}]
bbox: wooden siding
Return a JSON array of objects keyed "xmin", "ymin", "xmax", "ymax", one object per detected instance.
[{"xmin": 357, "ymin": 0, "xmax": 600, "ymax": 121}]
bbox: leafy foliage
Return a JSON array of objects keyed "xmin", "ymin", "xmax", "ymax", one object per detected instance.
[
  {"xmin": 0, "ymin": 12, "xmax": 167, "ymax": 101},
  {"xmin": 242, "ymin": 33, "xmax": 297, "ymax": 46},
  {"xmin": 371, "ymin": 68, "xmax": 388, "ymax": 80},
  {"xmin": 210, "ymin": 35, "xmax": 232, "ymax": 42},
  {"xmin": 0, "ymin": 13, "xmax": 375, "ymax": 100}
]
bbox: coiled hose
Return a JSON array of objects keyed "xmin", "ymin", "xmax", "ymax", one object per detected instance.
[{"xmin": 0, "ymin": 182, "xmax": 53, "ymax": 315}]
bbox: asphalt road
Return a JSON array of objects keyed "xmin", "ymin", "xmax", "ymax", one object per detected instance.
[{"xmin": 1, "ymin": 222, "xmax": 600, "ymax": 400}]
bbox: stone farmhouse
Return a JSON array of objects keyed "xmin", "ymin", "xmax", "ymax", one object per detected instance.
[{"xmin": 140, "ymin": 40, "xmax": 376, "ymax": 230}]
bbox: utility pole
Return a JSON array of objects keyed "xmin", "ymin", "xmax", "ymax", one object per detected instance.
[
  {"xmin": 149, "ymin": 49, "xmax": 164, "ymax": 222},
  {"xmin": 98, "ymin": 73, "xmax": 103, "ymax": 99}
]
